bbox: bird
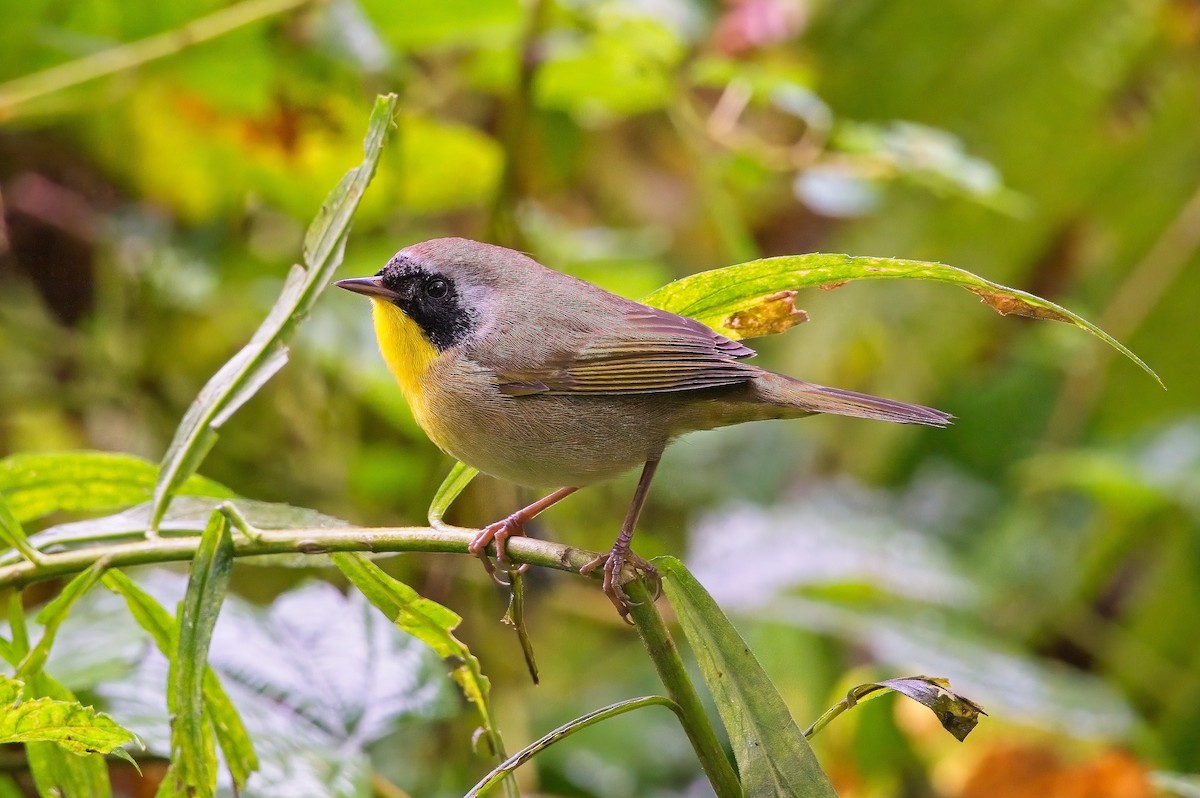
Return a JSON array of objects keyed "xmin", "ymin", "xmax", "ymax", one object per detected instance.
[{"xmin": 336, "ymin": 237, "xmax": 950, "ymax": 620}]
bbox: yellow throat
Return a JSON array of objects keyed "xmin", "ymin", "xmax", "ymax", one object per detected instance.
[{"xmin": 370, "ymin": 298, "xmax": 437, "ymax": 419}]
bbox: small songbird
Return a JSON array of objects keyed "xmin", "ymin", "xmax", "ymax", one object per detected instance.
[{"xmin": 337, "ymin": 238, "xmax": 950, "ymax": 619}]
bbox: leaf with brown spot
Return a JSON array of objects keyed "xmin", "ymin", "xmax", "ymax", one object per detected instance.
[
  {"xmin": 724, "ymin": 290, "xmax": 809, "ymax": 338},
  {"xmin": 968, "ymin": 287, "xmax": 1074, "ymax": 322},
  {"xmin": 641, "ymin": 252, "xmax": 1162, "ymax": 387}
]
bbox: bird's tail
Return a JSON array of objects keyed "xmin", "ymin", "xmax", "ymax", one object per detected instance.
[{"xmin": 755, "ymin": 371, "xmax": 951, "ymax": 427}]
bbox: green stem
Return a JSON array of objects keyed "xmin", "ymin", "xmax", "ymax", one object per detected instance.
[
  {"xmin": 0, "ymin": 0, "xmax": 316, "ymax": 120},
  {"xmin": 625, "ymin": 579, "xmax": 742, "ymax": 798},
  {"xmin": 0, "ymin": 526, "xmax": 603, "ymax": 590},
  {"xmin": 466, "ymin": 696, "xmax": 683, "ymax": 797}
]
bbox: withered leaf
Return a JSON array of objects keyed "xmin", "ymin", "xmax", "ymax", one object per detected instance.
[
  {"xmin": 968, "ymin": 287, "xmax": 1074, "ymax": 323},
  {"xmin": 723, "ymin": 290, "xmax": 809, "ymax": 338},
  {"xmin": 872, "ymin": 676, "xmax": 987, "ymax": 742}
]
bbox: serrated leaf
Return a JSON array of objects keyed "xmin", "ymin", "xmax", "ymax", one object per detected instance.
[
  {"xmin": 151, "ymin": 93, "xmax": 398, "ymax": 529},
  {"xmin": 103, "ymin": 570, "xmax": 258, "ymax": 789},
  {"xmin": 159, "ymin": 511, "xmax": 234, "ymax": 798},
  {"xmin": 0, "ymin": 451, "xmax": 233, "ymax": 525},
  {"xmin": 0, "ymin": 674, "xmax": 138, "ymax": 754},
  {"xmin": 10, "ymin": 652, "xmax": 114, "ymax": 796},
  {"xmin": 640, "ymin": 253, "xmax": 1161, "ymax": 386},
  {"xmin": 660, "ymin": 557, "xmax": 836, "ymax": 798}
]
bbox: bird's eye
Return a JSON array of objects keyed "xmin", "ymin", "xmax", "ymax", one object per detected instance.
[{"xmin": 425, "ymin": 278, "xmax": 449, "ymax": 298}]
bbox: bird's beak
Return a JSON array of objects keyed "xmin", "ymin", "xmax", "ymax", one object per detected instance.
[{"xmin": 335, "ymin": 276, "xmax": 400, "ymax": 301}]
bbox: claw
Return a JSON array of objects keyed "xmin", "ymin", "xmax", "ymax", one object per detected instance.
[
  {"xmin": 580, "ymin": 548, "xmax": 660, "ymax": 622},
  {"xmin": 469, "ymin": 516, "xmax": 527, "ymax": 585}
]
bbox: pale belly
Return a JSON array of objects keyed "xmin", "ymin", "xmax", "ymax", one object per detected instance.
[{"xmin": 419, "ymin": 388, "xmax": 674, "ymax": 487}]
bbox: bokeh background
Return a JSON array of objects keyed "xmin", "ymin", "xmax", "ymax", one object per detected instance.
[{"xmin": 2, "ymin": 0, "xmax": 1198, "ymax": 795}]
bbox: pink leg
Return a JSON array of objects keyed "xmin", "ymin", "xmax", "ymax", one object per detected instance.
[
  {"xmin": 469, "ymin": 487, "xmax": 578, "ymax": 583},
  {"xmin": 580, "ymin": 458, "xmax": 662, "ymax": 622}
]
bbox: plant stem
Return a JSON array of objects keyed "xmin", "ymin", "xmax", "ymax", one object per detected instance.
[
  {"xmin": 466, "ymin": 696, "xmax": 683, "ymax": 797},
  {"xmin": 0, "ymin": 0, "xmax": 317, "ymax": 120},
  {"xmin": 0, "ymin": 526, "xmax": 606, "ymax": 590},
  {"xmin": 625, "ymin": 579, "xmax": 742, "ymax": 798}
]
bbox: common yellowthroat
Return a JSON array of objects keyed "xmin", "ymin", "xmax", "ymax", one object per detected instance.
[{"xmin": 337, "ymin": 237, "xmax": 950, "ymax": 618}]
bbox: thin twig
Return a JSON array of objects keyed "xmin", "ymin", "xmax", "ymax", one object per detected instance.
[{"xmin": 0, "ymin": 0, "xmax": 317, "ymax": 120}]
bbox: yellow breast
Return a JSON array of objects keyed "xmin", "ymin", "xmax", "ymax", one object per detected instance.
[{"xmin": 371, "ymin": 298, "xmax": 438, "ymax": 424}]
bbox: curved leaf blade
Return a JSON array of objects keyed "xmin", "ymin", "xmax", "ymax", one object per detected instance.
[
  {"xmin": 660, "ymin": 557, "xmax": 837, "ymax": 798},
  {"xmin": 159, "ymin": 511, "xmax": 235, "ymax": 798},
  {"xmin": 103, "ymin": 570, "xmax": 258, "ymax": 789},
  {"xmin": 642, "ymin": 253, "xmax": 1161, "ymax": 386},
  {"xmin": 150, "ymin": 93, "xmax": 399, "ymax": 529},
  {"xmin": 332, "ymin": 552, "xmax": 516, "ymax": 797}
]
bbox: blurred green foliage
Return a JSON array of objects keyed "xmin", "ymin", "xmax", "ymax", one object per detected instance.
[{"xmin": 1, "ymin": 0, "xmax": 1198, "ymax": 795}]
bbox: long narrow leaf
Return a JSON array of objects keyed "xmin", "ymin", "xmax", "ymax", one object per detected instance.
[
  {"xmin": 103, "ymin": 570, "xmax": 258, "ymax": 788},
  {"xmin": 17, "ymin": 563, "xmax": 106, "ymax": 680},
  {"xmin": 159, "ymin": 511, "xmax": 235, "ymax": 798},
  {"xmin": 332, "ymin": 553, "xmax": 517, "ymax": 797},
  {"xmin": 0, "ymin": 490, "xmax": 40, "ymax": 565},
  {"xmin": 641, "ymin": 253, "xmax": 1161, "ymax": 385},
  {"xmin": 660, "ymin": 557, "xmax": 837, "ymax": 798},
  {"xmin": 150, "ymin": 94, "xmax": 398, "ymax": 529},
  {"xmin": 428, "ymin": 461, "xmax": 480, "ymax": 526}
]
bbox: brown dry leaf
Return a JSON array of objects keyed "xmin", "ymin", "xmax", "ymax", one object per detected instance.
[
  {"xmin": 723, "ymin": 290, "xmax": 809, "ymax": 337},
  {"xmin": 957, "ymin": 745, "xmax": 1153, "ymax": 798},
  {"xmin": 968, "ymin": 287, "xmax": 1075, "ymax": 323}
]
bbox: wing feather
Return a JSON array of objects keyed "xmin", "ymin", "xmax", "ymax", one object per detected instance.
[{"xmin": 495, "ymin": 306, "xmax": 761, "ymax": 396}]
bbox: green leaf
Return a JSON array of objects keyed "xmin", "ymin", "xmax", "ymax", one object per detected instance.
[
  {"xmin": 0, "ymin": 674, "xmax": 138, "ymax": 754},
  {"xmin": 103, "ymin": 570, "xmax": 258, "ymax": 789},
  {"xmin": 17, "ymin": 562, "xmax": 106, "ymax": 680},
  {"xmin": 159, "ymin": 511, "xmax": 235, "ymax": 798},
  {"xmin": 640, "ymin": 253, "xmax": 1162, "ymax": 386},
  {"xmin": 805, "ymin": 676, "xmax": 986, "ymax": 742},
  {"xmin": 660, "ymin": 557, "xmax": 837, "ymax": 798},
  {"xmin": 9, "ymin": 634, "xmax": 114, "ymax": 797},
  {"xmin": 332, "ymin": 553, "xmax": 515, "ymax": 795},
  {"xmin": 428, "ymin": 461, "xmax": 479, "ymax": 526},
  {"xmin": 150, "ymin": 93, "xmax": 398, "ymax": 530},
  {"xmin": 0, "ymin": 489, "xmax": 40, "ymax": 565},
  {"xmin": 0, "ymin": 451, "xmax": 233, "ymax": 525}
]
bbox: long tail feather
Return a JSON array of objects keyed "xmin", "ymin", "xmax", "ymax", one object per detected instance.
[{"xmin": 760, "ymin": 372, "xmax": 952, "ymax": 427}]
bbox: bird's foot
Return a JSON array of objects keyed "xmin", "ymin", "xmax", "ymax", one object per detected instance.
[
  {"xmin": 580, "ymin": 547, "xmax": 661, "ymax": 624},
  {"xmin": 469, "ymin": 515, "xmax": 530, "ymax": 586}
]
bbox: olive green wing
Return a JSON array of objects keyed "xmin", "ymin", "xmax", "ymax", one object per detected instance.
[{"xmin": 495, "ymin": 306, "xmax": 762, "ymax": 396}]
